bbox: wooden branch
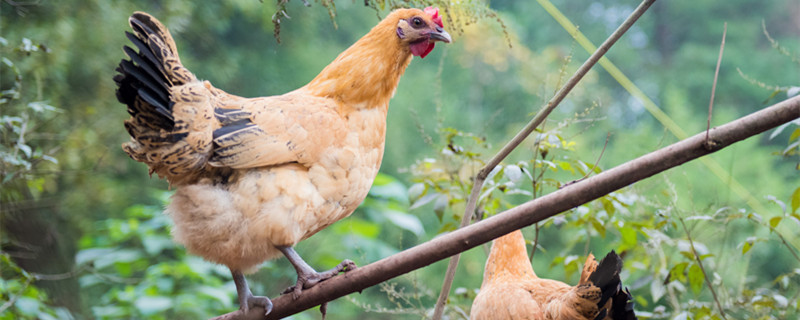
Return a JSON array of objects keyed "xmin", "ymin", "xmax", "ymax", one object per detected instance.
[
  {"xmin": 211, "ymin": 95, "xmax": 800, "ymax": 320},
  {"xmin": 431, "ymin": 0, "xmax": 658, "ymax": 317}
]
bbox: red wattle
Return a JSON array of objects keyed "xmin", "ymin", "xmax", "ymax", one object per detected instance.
[{"xmin": 410, "ymin": 41, "xmax": 435, "ymax": 58}]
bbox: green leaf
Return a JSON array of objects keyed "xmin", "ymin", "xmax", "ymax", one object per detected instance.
[
  {"xmin": 620, "ymin": 225, "xmax": 637, "ymax": 246},
  {"xmin": 438, "ymin": 222, "xmax": 457, "ymax": 233},
  {"xmin": 410, "ymin": 192, "xmax": 439, "ymax": 210},
  {"xmin": 75, "ymin": 248, "xmax": 115, "ymax": 266},
  {"xmin": 14, "ymin": 296, "xmax": 41, "ymax": 316},
  {"xmin": 334, "ymin": 217, "xmax": 380, "ymax": 238},
  {"xmin": 601, "ymin": 198, "xmax": 616, "ymax": 215},
  {"xmin": 384, "ymin": 210, "xmax": 425, "ymax": 236},
  {"xmin": 369, "ymin": 174, "xmax": 407, "ymax": 203},
  {"xmin": 433, "ymin": 194, "xmax": 449, "ymax": 221},
  {"xmin": 141, "ymin": 234, "xmax": 175, "ymax": 256},
  {"xmin": 685, "ymin": 215, "xmax": 712, "ymax": 221},
  {"xmin": 679, "ymin": 250, "xmax": 695, "ymax": 261},
  {"xmin": 791, "ymin": 213, "xmax": 800, "ymax": 225},
  {"xmin": 789, "ymin": 127, "xmax": 800, "ymax": 143},
  {"xmin": 791, "ymin": 187, "xmax": 800, "ymax": 214},
  {"xmin": 650, "ymin": 277, "xmax": 666, "ymax": 302},
  {"xmin": 503, "ymin": 164, "xmax": 524, "ymax": 183},
  {"xmin": 96, "ymin": 249, "xmax": 142, "ymax": 270},
  {"xmin": 17, "ymin": 143, "xmax": 32, "ymax": 158},
  {"xmin": 134, "ymin": 296, "xmax": 172, "ymax": 315},
  {"xmin": 197, "ymin": 285, "xmax": 233, "ymax": 308},
  {"xmin": 688, "ymin": 263, "xmax": 704, "ymax": 294},
  {"xmin": 669, "ymin": 262, "xmax": 689, "ymax": 283},
  {"xmin": 371, "ymin": 172, "xmax": 395, "ymax": 186},
  {"xmin": 783, "ymin": 140, "xmax": 800, "ymax": 155},
  {"xmin": 742, "ymin": 236, "xmax": 760, "ymax": 254},
  {"xmin": 557, "ymin": 160, "xmax": 574, "ymax": 174},
  {"xmin": 769, "ymin": 216, "xmax": 782, "ymax": 229},
  {"xmin": 563, "ymin": 255, "xmax": 580, "ymax": 280},
  {"xmin": 590, "ymin": 218, "xmax": 606, "ymax": 237},
  {"xmin": 407, "ymin": 183, "xmax": 425, "ymax": 201}
]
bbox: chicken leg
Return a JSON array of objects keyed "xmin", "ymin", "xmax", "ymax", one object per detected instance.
[
  {"xmin": 278, "ymin": 246, "xmax": 356, "ymax": 299},
  {"xmin": 231, "ymin": 270, "xmax": 272, "ymax": 316}
]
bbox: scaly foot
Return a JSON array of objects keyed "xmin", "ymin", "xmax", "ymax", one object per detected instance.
[
  {"xmin": 232, "ymin": 269, "xmax": 273, "ymax": 316},
  {"xmin": 280, "ymin": 258, "xmax": 357, "ymax": 299},
  {"xmin": 277, "ymin": 246, "xmax": 356, "ymax": 319}
]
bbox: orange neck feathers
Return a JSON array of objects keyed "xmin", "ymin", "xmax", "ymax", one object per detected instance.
[
  {"xmin": 304, "ymin": 10, "xmax": 415, "ymax": 111},
  {"xmin": 482, "ymin": 230, "xmax": 538, "ymax": 286}
]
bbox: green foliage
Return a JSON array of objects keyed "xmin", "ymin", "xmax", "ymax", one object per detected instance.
[
  {"xmin": 0, "ymin": 254, "xmax": 67, "ymax": 320},
  {"xmin": 0, "ymin": 34, "xmax": 68, "ymax": 320},
  {"xmin": 75, "ymin": 197, "xmax": 237, "ymax": 319},
  {"xmin": 0, "ymin": 37, "xmax": 60, "ymax": 202}
]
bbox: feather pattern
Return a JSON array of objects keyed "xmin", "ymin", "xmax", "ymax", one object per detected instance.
[{"xmin": 115, "ymin": 8, "xmax": 449, "ymax": 273}]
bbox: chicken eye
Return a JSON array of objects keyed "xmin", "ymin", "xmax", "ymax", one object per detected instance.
[{"xmin": 411, "ymin": 17, "xmax": 423, "ymax": 28}]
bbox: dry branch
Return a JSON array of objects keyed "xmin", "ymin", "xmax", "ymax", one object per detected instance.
[{"xmin": 212, "ymin": 94, "xmax": 800, "ymax": 320}]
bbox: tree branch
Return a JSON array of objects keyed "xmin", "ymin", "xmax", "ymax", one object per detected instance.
[
  {"xmin": 211, "ymin": 94, "xmax": 800, "ymax": 320},
  {"xmin": 432, "ymin": 0, "xmax": 657, "ymax": 317}
]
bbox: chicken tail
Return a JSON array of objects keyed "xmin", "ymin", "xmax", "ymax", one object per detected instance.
[
  {"xmin": 588, "ymin": 251, "xmax": 637, "ymax": 320},
  {"xmin": 114, "ymin": 12, "xmax": 213, "ymax": 183}
]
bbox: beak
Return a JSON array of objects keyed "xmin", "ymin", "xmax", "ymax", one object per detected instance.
[{"xmin": 429, "ymin": 27, "xmax": 452, "ymax": 43}]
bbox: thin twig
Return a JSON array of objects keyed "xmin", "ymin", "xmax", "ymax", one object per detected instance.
[
  {"xmin": 430, "ymin": 1, "xmax": 658, "ymax": 317},
  {"xmin": 529, "ymin": 223, "xmax": 541, "ymax": 262},
  {"xmin": 705, "ymin": 22, "xmax": 727, "ymax": 149},
  {"xmin": 32, "ymin": 265, "xmax": 86, "ymax": 281},
  {"xmin": 769, "ymin": 227, "xmax": 800, "ymax": 264},
  {"xmin": 747, "ymin": 217, "xmax": 800, "ymax": 264},
  {"xmin": 529, "ymin": 139, "xmax": 544, "ymax": 262},
  {"xmin": 562, "ymin": 132, "xmax": 611, "ymax": 187},
  {"xmin": 677, "ymin": 215, "xmax": 728, "ymax": 319}
]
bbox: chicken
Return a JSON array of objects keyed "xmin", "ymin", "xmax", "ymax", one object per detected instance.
[
  {"xmin": 470, "ymin": 230, "xmax": 636, "ymax": 320},
  {"xmin": 113, "ymin": 7, "xmax": 451, "ymax": 316}
]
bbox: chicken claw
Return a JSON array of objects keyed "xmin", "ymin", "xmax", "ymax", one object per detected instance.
[
  {"xmin": 232, "ymin": 270, "xmax": 273, "ymax": 316},
  {"xmin": 278, "ymin": 246, "xmax": 357, "ymax": 299}
]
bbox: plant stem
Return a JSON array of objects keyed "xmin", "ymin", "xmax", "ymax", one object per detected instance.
[
  {"xmin": 677, "ymin": 215, "xmax": 728, "ymax": 319},
  {"xmin": 705, "ymin": 22, "xmax": 727, "ymax": 148}
]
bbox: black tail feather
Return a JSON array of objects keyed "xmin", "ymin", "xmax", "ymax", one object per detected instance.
[
  {"xmin": 123, "ymin": 31, "xmax": 170, "ymax": 83},
  {"xmin": 588, "ymin": 251, "xmax": 623, "ymax": 308},
  {"xmin": 117, "ymin": 58, "xmax": 167, "ymax": 105},
  {"xmin": 138, "ymin": 87, "xmax": 173, "ymax": 121},
  {"xmin": 122, "ymin": 45, "xmax": 169, "ymax": 95},
  {"xmin": 589, "ymin": 251, "xmax": 637, "ymax": 320},
  {"xmin": 116, "ymin": 14, "xmax": 177, "ymax": 132},
  {"xmin": 610, "ymin": 287, "xmax": 637, "ymax": 320}
]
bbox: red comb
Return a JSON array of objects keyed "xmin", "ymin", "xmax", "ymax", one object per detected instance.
[{"xmin": 424, "ymin": 7, "xmax": 443, "ymax": 28}]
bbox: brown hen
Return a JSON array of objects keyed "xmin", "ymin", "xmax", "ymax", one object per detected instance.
[
  {"xmin": 114, "ymin": 8, "xmax": 450, "ymax": 316},
  {"xmin": 470, "ymin": 230, "xmax": 636, "ymax": 320}
]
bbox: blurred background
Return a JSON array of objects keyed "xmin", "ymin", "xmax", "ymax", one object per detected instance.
[{"xmin": 2, "ymin": 0, "xmax": 799, "ymax": 319}]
